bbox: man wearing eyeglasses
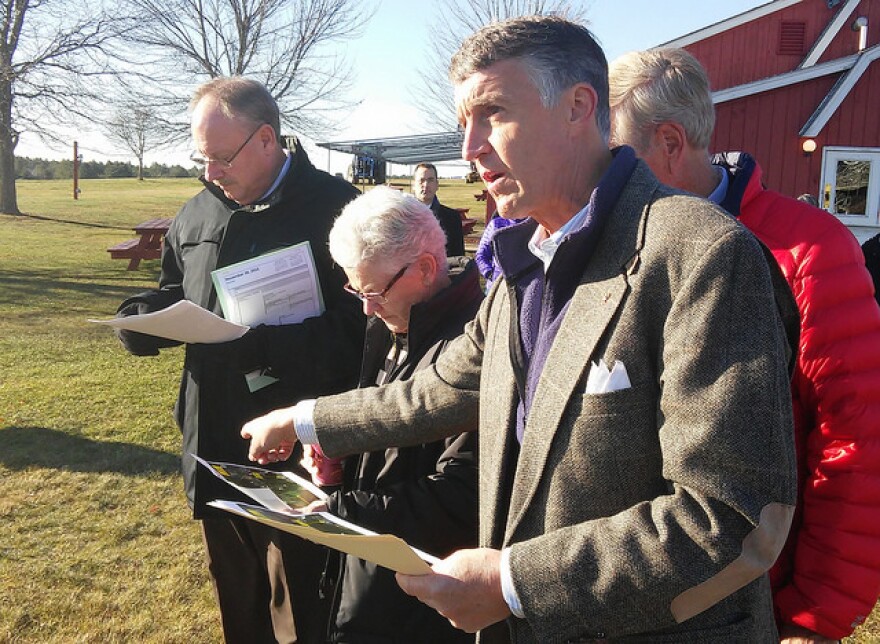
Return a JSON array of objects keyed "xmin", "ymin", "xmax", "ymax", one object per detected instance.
[{"xmin": 113, "ymin": 77, "xmax": 364, "ymax": 643}]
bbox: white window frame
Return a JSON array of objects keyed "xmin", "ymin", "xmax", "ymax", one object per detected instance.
[{"xmin": 819, "ymin": 146, "xmax": 880, "ymax": 228}]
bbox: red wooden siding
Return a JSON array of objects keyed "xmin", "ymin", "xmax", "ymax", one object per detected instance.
[
  {"xmin": 687, "ymin": 1, "xmax": 832, "ymax": 90},
  {"xmin": 822, "ymin": 61, "xmax": 880, "ymax": 147},
  {"xmin": 778, "ymin": 20, "xmax": 808, "ymax": 56},
  {"xmin": 682, "ymin": 0, "xmax": 879, "ymax": 199},
  {"xmin": 816, "ymin": 0, "xmax": 879, "ymax": 63},
  {"xmin": 685, "ymin": 0, "xmax": 878, "ymax": 91},
  {"xmin": 711, "ymin": 74, "xmax": 837, "ymax": 197}
]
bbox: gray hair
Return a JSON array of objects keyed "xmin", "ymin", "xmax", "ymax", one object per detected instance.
[
  {"xmin": 449, "ymin": 15, "xmax": 610, "ymax": 142},
  {"xmin": 329, "ymin": 186, "xmax": 448, "ymax": 274},
  {"xmin": 189, "ymin": 76, "xmax": 281, "ymax": 141},
  {"xmin": 608, "ymin": 48, "xmax": 715, "ymax": 151}
]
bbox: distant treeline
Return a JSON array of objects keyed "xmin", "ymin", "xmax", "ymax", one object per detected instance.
[{"xmin": 15, "ymin": 157, "xmax": 199, "ymax": 180}]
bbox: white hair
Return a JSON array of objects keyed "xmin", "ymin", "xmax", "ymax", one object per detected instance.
[
  {"xmin": 609, "ymin": 48, "xmax": 715, "ymax": 151},
  {"xmin": 328, "ymin": 186, "xmax": 448, "ymax": 273}
]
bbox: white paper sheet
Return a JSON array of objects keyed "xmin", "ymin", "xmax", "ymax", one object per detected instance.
[
  {"xmin": 208, "ymin": 500, "xmax": 438, "ymax": 575},
  {"xmin": 89, "ymin": 299, "xmax": 248, "ymax": 344}
]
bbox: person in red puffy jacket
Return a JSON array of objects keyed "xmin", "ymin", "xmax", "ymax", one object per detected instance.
[{"xmin": 609, "ymin": 47, "xmax": 880, "ymax": 643}]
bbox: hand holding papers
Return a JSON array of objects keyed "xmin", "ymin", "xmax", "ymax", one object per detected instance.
[
  {"xmin": 196, "ymin": 456, "xmax": 438, "ymax": 575},
  {"xmin": 89, "ymin": 299, "xmax": 248, "ymax": 344},
  {"xmin": 91, "ymin": 243, "xmax": 325, "ymax": 386}
]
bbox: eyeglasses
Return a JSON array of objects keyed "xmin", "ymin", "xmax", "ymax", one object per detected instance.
[
  {"xmin": 343, "ymin": 264, "xmax": 410, "ymax": 304},
  {"xmin": 190, "ymin": 123, "xmax": 265, "ymax": 169}
]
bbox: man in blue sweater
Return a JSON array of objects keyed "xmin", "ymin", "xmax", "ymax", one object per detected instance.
[{"xmin": 241, "ymin": 16, "xmax": 796, "ymax": 643}]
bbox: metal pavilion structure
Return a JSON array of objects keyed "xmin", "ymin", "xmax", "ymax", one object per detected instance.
[{"xmin": 315, "ymin": 131, "xmax": 464, "ymax": 165}]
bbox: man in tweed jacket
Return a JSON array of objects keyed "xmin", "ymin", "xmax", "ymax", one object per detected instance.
[{"xmin": 242, "ymin": 16, "xmax": 797, "ymax": 643}]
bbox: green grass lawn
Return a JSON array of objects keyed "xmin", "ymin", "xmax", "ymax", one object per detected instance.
[
  {"xmin": 0, "ymin": 177, "xmax": 877, "ymax": 642},
  {"xmin": 0, "ymin": 178, "xmax": 219, "ymax": 642}
]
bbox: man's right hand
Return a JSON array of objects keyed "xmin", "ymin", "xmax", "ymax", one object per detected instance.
[
  {"xmin": 396, "ymin": 548, "xmax": 510, "ymax": 633},
  {"xmin": 241, "ymin": 407, "xmax": 299, "ymax": 465},
  {"xmin": 114, "ymin": 290, "xmax": 181, "ymax": 356},
  {"xmin": 115, "ymin": 300, "xmax": 161, "ymax": 356}
]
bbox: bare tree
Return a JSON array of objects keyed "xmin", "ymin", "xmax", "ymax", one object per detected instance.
[
  {"xmin": 120, "ymin": 0, "xmax": 374, "ymax": 141},
  {"xmin": 0, "ymin": 0, "xmax": 122, "ymax": 214},
  {"xmin": 414, "ymin": 0, "xmax": 594, "ymax": 131},
  {"xmin": 104, "ymin": 105, "xmax": 174, "ymax": 180}
]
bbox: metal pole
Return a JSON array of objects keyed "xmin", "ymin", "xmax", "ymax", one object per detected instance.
[{"xmin": 73, "ymin": 141, "xmax": 80, "ymax": 200}]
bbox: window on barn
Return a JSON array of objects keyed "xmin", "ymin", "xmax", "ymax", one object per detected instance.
[
  {"xmin": 778, "ymin": 21, "xmax": 807, "ymax": 55},
  {"xmin": 820, "ymin": 147, "xmax": 880, "ymax": 230}
]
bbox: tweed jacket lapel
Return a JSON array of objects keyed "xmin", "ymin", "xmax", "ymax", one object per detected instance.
[
  {"xmin": 503, "ymin": 164, "xmax": 657, "ymax": 543},
  {"xmin": 475, "ymin": 279, "xmax": 523, "ymax": 549}
]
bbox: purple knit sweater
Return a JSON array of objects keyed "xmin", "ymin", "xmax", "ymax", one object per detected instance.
[{"xmin": 492, "ymin": 146, "xmax": 638, "ymax": 442}]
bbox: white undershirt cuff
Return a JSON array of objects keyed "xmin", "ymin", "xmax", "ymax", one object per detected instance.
[
  {"xmin": 500, "ymin": 547, "xmax": 526, "ymax": 618},
  {"xmin": 292, "ymin": 399, "xmax": 319, "ymax": 446}
]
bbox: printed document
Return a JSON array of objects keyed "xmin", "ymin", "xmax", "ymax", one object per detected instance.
[
  {"xmin": 210, "ymin": 242, "xmax": 325, "ymax": 391},
  {"xmin": 210, "ymin": 242, "xmax": 324, "ymax": 328},
  {"xmin": 196, "ymin": 456, "xmax": 437, "ymax": 575},
  {"xmin": 89, "ymin": 299, "xmax": 247, "ymax": 344}
]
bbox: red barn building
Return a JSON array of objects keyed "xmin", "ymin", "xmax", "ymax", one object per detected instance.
[{"xmin": 663, "ymin": 0, "xmax": 880, "ymax": 242}]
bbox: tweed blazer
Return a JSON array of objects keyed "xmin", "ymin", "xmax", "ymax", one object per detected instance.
[{"xmin": 314, "ymin": 162, "xmax": 797, "ymax": 643}]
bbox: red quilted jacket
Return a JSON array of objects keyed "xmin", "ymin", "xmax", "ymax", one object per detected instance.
[{"xmin": 716, "ymin": 152, "xmax": 880, "ymax": 639}]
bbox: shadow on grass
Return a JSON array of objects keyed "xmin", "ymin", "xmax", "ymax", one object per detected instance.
[
  {"xmin": 0, "ymin": 269, "xmax": 158, "ymax": 309},
  {"xmin": 0, "ymin": 426, "xmax": 180, "ymax": 476},
  {"xmin": 15, "ymin": 212, "xmax": 131, "ymax": 230}
]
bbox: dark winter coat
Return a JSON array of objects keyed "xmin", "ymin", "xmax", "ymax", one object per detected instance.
[
  {"xmin": 116, "ymin": 140, "xmax": 365, "ymax": 518},
  {"xmin": 323, "ymin": 257, "xmax": 482, "ymax": 644},
  {"xmin": 431, "ymin": 197, "xmax": 466, "ymax": 257}
]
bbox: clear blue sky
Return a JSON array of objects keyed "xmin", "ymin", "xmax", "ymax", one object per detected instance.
[{"xmin": 18, "ymin": 0, "xmax": 772, "ymax": 170}]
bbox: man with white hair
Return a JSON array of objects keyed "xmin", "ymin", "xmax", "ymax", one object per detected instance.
[
  {"xmin": 242, "ymin": 18, "xmax": 797, "ymax": 643},
  {"xmin": 609, "ymin": 46, "xmax": 880, "ymax": 643},
  {"xmin": 263, "ymin": 186, "xmax": 481, "ymax": 643}
]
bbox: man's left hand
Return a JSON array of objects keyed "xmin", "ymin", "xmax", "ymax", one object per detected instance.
[{"xmin": 396, "ymin": 548, "xmax": 511, "ymax": 633}]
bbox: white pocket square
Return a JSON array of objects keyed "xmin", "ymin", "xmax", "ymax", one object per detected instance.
[{"xmin": 585, "ymin": 359, "xmax": 631, "ymax": 394}]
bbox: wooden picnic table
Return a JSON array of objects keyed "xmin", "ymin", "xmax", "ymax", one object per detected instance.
[
  {"xmin": 455, "ymin": 207, "xmax": 478, "ymax": 235},
  {"xmin": 107, "ymin": 217, "xmax": 173, "ymax": 270},
  {"xmin": 474, "ymin": 189, "xmax": 497, "ymax": 224}
]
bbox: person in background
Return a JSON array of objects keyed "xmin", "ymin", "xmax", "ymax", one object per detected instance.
[
  {"xmin": 294, "ymin": 186, "xmax": 480, "ymax": 643},
  {"xmin": 412, "ymin": 162, "xmax": 466, "ymax": 256},
  {"xmin": 609, "ymin": 46, "xmax": 880, "ymax": 644},
  {"xmin": 113, "ymin": 77, "xmax": 364, "ymax": 643},
  {"xmin": 241, "ymin": 17, "xmax": 797, "ymax": 643},
  {"xmin": 474, "ymin": 213, "xmax": 523, "ymax": 291}
]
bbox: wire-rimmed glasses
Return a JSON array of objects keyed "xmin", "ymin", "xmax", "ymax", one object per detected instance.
[{"xmin": 343, "ymin": 264, "xmax": 410, "ymax": 304}]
